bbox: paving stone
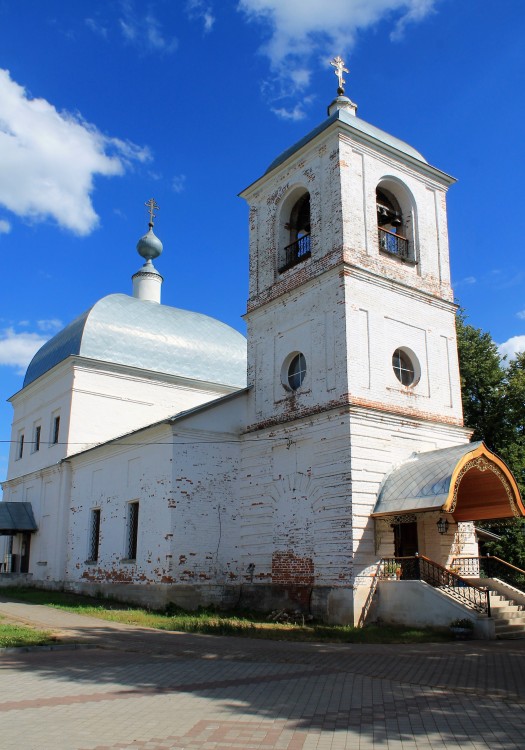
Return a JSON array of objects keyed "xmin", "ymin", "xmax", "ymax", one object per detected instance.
[{"xmin": 1, "ymin": 599, "xmax": 525, "ymax": 749}]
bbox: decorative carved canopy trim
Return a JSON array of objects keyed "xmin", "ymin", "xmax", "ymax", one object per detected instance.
[{"xmin": 445, "ymin": 443, "xmax": 524, "ymax": 521}]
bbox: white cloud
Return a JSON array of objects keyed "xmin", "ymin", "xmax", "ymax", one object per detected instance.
[
  {"xmin": 0, "ymin": 69, "xmax": 150, "ymax": 236},
  {"xmin": 171, "ymin": 174, "xmax": 187, "ymax": 193},
  {"xmin": 0, "ymin": 327, "xmax": 50, "ymax": 371},
  {"xmin": 498, "ymin": 335, "xmax": 525, "ymax": 361},
  {"xmin": 271, "ymin": 104, "xmax": 307, "ymax": 121},
  {"xmin": 119, "ymin": 2, "xmax": 178, "ymax": 53},
  {"xmin": 0, "ymin": 219, "xmax": 10, "ymax": 234},
  {"xmin": 239, "ymin": 0, "xmax": 437, "ymax": 67},
  {"xmin": 186, "ymin": 1, "xmax": 216, "ymax": 33},
  {"xmin": 517, "ymin": 310, "xmax": 525, "ymax": 320},
  {"xmin": 238, "ymin": 0, "xmax": 438, "ymax": 112}
]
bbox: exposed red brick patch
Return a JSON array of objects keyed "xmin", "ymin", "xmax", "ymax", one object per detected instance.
[{"xmin": 272, "ymin": 550, "xmax": 314, "ymax": 587}]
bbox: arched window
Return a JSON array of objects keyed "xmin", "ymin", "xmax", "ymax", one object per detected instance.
[
  {"xmin": 278, "ymin": 191, "xmax": 311, "ymax": 273},
  {"xmin": 376, "ymin": 183, "xmax": 415, "ymax": 262}
]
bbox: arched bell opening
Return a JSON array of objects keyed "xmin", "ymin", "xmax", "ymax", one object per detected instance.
[
  {"xmin": 376, "ymin": 179, "xmax": 416, "ymax": 262},
  {"xmin": 277, "ymin": 187, "xmax": 312, "ymax": 273}
]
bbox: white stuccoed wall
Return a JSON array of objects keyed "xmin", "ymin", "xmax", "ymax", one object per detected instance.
[
  {"xmin": 64, "ymin": 393, "xmax": 247, "ymax": 608},
  {"xmin": 2, "ymin": 354, "xmax": 242, "ymax": 585}
]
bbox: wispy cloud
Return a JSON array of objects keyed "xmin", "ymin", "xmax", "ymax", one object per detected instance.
[
  {"xmin": 85, "ymin": 17, "xmax": 108, "ymax": 38},
  {"xmin": 453, "ymin": 275, "xmax": 477, "ymax": 289},
  {"xmin": 172, "ymin": 174, "xmax": 187, "ymax": 193},
  {"xmin": 517, "ymin": 310, "xmax": 525, "ymax": 320},
  {"xmin": 271, "ymin": 104, "xmax": 308, "ymax": 121},
  {"xmin": 186, "ymin": 1, "xmax": 215, "ymax": 34},
  {"xmin": 498, "ymin": 335, "xmax": 525, "ymax": 361},
  {"xmin": 0, "ymin": 219, "xmax": 10, "ymax": 234},
  {"xmin": 0, "ymin": 68, "xmax": 150, "ymax": 236},
  {"xmin": 37, "ymin": 319, "xmax": 63, "ymax": 332},
  {"xmin": 238, "ymin": 0, "xmax": 438, "ymax": 115},
  {"xmin": 119, "ymin": 1, "xmax": 178, "ymax": 54}
]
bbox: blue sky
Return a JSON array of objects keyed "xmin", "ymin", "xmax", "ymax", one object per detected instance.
[{"xmin": 1, "ymin": 0, "xmax": 524, "ymax": 484}]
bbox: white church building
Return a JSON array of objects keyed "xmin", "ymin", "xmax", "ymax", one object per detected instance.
[{"xmin": 2, "ymin": 69, "xmax": 523, "ymax": 626}]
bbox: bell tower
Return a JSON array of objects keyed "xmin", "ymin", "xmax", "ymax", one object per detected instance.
[
  {"xmin": 241, "ymin": 63, "xmax": 464, "ymax": 433},
  {"xmin": 239, "ymin": 60, "xmax": 470, "ymax": 624}
]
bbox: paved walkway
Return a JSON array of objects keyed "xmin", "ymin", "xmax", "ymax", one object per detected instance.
[{"xmin": 1, "ymin": 598, "xmax": 525, "ymax": 750}]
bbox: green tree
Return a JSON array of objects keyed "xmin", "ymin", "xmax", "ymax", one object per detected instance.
[
  {"xmin": 502, "ymin": 351, "xmax": 525, "ymax": 493},
  {"xmin": 455, "ymin": 310, "xmax": 508, "ymax": 453}
]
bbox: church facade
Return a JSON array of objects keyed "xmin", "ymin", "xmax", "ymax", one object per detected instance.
[{"xmin": 2, "ymin": 75, "xmax": 522, "ymax": 625}]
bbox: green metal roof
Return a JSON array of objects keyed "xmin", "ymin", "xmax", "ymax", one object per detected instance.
[{"xmin": 0, "ymin": 502, "xmax": 37, "ymax": 534}]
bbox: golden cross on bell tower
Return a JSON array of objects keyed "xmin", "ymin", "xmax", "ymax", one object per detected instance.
[
  {"xmin": 330, "ymin": 56, "xmax": 349, "ymax": 96},
  {"xmin": 145, "ymin": 197, "xmax": 159, "ymax": 229}
]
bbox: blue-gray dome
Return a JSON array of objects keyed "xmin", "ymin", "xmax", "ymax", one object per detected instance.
[
  {"xmin": 23, "ymin": 294, "xmax": 247, "ymax": 389},
  {"xmin": 137, "ymin": 228, "xmax": 163, "ymax": 261}
]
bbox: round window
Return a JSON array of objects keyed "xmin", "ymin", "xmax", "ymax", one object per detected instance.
[
  {"xmin": 392, "ymin": 348, "xmax": 417, "ymax": 386},
  {"xmin": 287, "ymin": 353, "xmax": 307, "ymax": 390}
]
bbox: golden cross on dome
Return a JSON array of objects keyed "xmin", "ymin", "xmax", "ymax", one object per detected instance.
[
  {"xmin": 330, "ymin": 56, "xmax": 349, "ymax": 95},
  {"xmin": 145, "ymin": 198, "xmax": 159, "ymax": 228}
]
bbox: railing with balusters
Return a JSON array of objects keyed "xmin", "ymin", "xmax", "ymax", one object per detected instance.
[
  {"xmin": 278, "ymin": 234, "xmax": 311, "ymax": 273},
  {"xmin": 451, "ymin": 556, "xmax": 525, "ymax": 595},
  {"xmin": 378, "ymin": 227, "xmax": 410, "ymax": 260},
  {"xmin": 380, "ymin": 555, "xmax": 491, "ymax": 615}
]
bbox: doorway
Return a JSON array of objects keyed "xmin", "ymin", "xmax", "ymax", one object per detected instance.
[
  {"xmin": 20, "ymin": 533, "xmax": 31, "ymax": 573},
  {"xmin": 393, "ymin": 521, "xmax": 418, "ymax": 557}
]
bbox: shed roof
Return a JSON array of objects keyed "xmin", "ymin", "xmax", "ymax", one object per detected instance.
[{"xmin": 0, "ymin": 503, "xmax": 37, "ymax": 534}]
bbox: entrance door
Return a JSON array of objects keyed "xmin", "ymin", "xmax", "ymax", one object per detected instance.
[
  {"xmin": 393, "ymin": 522, "xmax": 418, "ymax": 557},
  {"xmin": 20, "ymin": 533, "xmax": 31, "ymax": 573}
]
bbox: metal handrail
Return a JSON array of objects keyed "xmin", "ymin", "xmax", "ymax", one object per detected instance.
[
  {"xmin": 278, "ymin": 234, "xmax": 311, "ymax": 273},
  {"xmin": 380, "ymin": 556, "xmax": 490, "ymax": 615},
  {"xmin": 378, "ymin": 227, "xmax": 410, "ymax": 260},
  {"xmin": 451, "ymin": 556, "xmax": 525, "ymax": 594}
]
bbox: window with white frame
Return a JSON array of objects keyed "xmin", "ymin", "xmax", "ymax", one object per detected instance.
[{"xmin": 392, "ymin": 348, "xmax": 420, "ymax": 387}]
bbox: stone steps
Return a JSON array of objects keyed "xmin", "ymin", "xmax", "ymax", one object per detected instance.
[{"xmin": 488, "ymin": 588, "xmax": 525, "ymax": 639}]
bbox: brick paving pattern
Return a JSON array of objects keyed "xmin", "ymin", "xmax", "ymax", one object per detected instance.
[{"xmin": 1, "ymin": 599, "xmax": 525, "ymax": 749}]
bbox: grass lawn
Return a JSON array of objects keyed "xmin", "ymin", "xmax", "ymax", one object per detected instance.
[
  {"xmin": 0, "ymin": 616, "xmax": 55, "ymax": 648},
  {"xmin": 0, "ymin": 587, "xmax": 452, "ymax": 644}
]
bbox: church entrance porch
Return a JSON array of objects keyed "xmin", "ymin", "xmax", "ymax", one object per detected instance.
[{"xmin": 372, "ymin": 441, "xmax": 524, "ymax": 570}]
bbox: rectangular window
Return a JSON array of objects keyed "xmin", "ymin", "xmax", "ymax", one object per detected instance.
[
  {"xmin": 88, "ymin": 509, "xmax": 101, "ymax": 562},
  {"xmin": 17, "ymin": 434, "xmax": 24, "ymax": 459},
  {"xmin": 52, "ymin": 415, "xmax": 60, "ymax": 445},
  {"xmin": 126, "ymin": 502, "xmax": 139, "ymax": 560},
  {"xmin": 34, "ymin": 425, "xmax": 41, "ymax": 452}
]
